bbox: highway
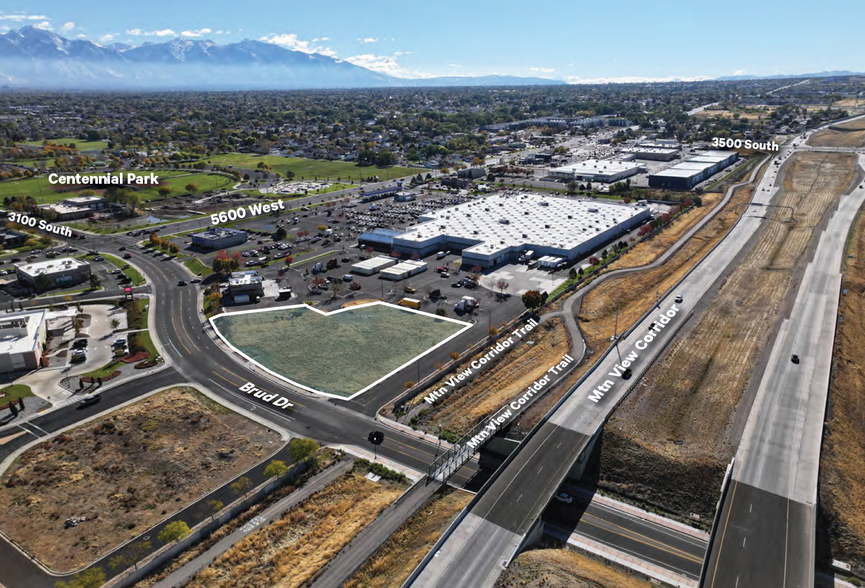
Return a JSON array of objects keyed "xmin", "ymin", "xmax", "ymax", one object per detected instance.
[
  {"xmin": 703, "ymin": 151, "xmax": 865, "ymax": 588},
  {"xmin": 408, "ymin": 138, "xmax": 803, "ymax": 587}
]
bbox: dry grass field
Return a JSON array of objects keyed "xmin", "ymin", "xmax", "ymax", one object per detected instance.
[
  {"xmin": 605, "ymin": 192, "xmax": 723, "ymax": 271},
  {"xmin": 695, "ymin": 107, "xmax": 776, "ymax": 121},
  {"xmin": 413, "ymin": 318, "xmax": 570, "ymax": 435},
  {"xmin": 345, "ymin": 487, "xmax": 472, "ymax": 588},
  {"xmin": 809, "ymin": 117, "xmax": 865, "ymax": 148},
  {"xmin": 496, "ymin": 549, "xmax": 651, "ymax": 588},
  {"xmin": 820, "ymin": 205, "xmax": 865, "ymax": 572},
  {"xmin": 599, "ymin": 152, "xmax": 858, "ymax": 517},
  {"xmin": 0, "ymin": 388, "xmax": 277, "ymax": 572},
  {"xmin": 185, "ymin": 472, "xmax": 403, "ymax": 588}
]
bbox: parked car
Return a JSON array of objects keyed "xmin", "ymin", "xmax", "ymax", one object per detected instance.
[
  {"xmin": 191, "ymin": 278, "xmax": 201, "ymax": 283},
  {"xmin": 123, "ymin": 253, "xmax": 132, "ymax": 259},
  {"xmin": 791, "ymin": 354, "xmax": 800, "ymax": 364},
  {"xmin": 110, "ymin": 269, "xmax": 122, "ymax": 275},
  {"xmin": 93, "ymin": 255, "xmax": 104, "ymax": 262},
  {"xmin": 349, "ymin": 281, "xmax": 361, "ymax": 291},
  {"xmin": 440, "ymin": 272, "xmax": 450, "ymax": 278},
  {"xmin": 118, "ymin": 246, "xmax": 126, "ymax": 251},
  {"xmin": 73, "ymin": 339, "xmax": 88, "ymax": 349}
]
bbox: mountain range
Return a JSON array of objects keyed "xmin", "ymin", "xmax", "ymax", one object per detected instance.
[
  {"xmin": 0, "ymin": 27, "xmax": 859, "ymax": 91},
  {"xmin": 0, "ymin": 26, "xmax": 561, "ymax": 90}
]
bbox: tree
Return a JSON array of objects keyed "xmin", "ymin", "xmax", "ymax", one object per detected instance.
[
  {"xmin": 264, "ymin": 459, "xmax": 290, "ymax": 479},
  {"xmin": 566, "ymin": 180, "xmax": 578, "ymax": 194},
  {"xmin": 521, "ymin": 290, "xmax": 544, "ymax": 310},
  {"xmin": 230, "ymin": 476, "xmax": 253, "ymax": 497},
  {"xmin": 184, "ymin": 183, "xmax": 199, "ymax": 195},
  {"xmin": 55, "ymin": 567, "xmax": 106, "ymax": 588},
  {"xmin": 317, "ymin": 225, "xmax": 328, "ymax": 234},
  {"xmin": 158, "ymin": 187, "xmax": 173, "ymax": 199},
  {"xmin": 212, "ymin": 250, "xmax": 230, "ymax": 275},
  {"xmin": 588, "ymin": 256, "xmax": 600, "ymax": 266},
  {"xmin": 89, "ymin": 274, "xmax": 101, "ymax": 290},
  {"xmin": 288, "ymin": 437, "xmax": 320, "ymax": 463},
  {"xmin": 158, "ymin": 520, "xmax": 191, "ymax": 544},
  {"xmin": 275, "ymin": 227, "xmax": 287, "ymax": 241},
  {"xmin": 207, "ymin": 500, "xmax": 224, "ymax": 521},
  {"xmin": 169, "ymin": 243, "xmax": 180, "ymax": 255},
  {"xmin": 568, "ymin": 268, "xmax": 577, "ymax": 281},
  {"xmin": 110, "ymin": 318, "xmax": 120, "ymax": 330},
  {"xmin": 284, "ymin": 255, "xmax": 293, "ymax": 268},
  {"xmin": 495, "ymin": 279, "xmax": 509, "ymax": 298}
]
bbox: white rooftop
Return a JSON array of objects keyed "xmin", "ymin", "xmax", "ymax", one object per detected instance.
[
  {"xmin": 63, "ymin": 195, "xmax": 106, "ymax": 205},
  {"xmin": 16, "ymin": 257, "xmax": 89, "ymax": 277},
  {"xmin": 396, "ymin": 193, "xmax": 645, "ymax": 257},
  {"xmin": 550, "ymin": 159, "xmax": 643, "ymax": 176},
  {"xmin": 0, "ymin": 309, "xmax": 46, "ymax": 356}
]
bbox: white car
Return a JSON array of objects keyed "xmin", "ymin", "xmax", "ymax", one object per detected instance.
[{"xmin": 554, "ymin": 492, "xmax": 573, "ymax": 504}]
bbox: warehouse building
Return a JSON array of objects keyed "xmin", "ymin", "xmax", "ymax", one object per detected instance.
[
  {"xmin": 378, "ymin": 192, "xmax": 650, "ymax": 269},
  {"xmin": 548, "ymin": 159, "xmax": 645, "ymax": 183},
  {"xmin": 619, "ymin": 147, "xmax": 679, "ymax": 161},
  {"xmin": 649, "ymin": 150, "xmax": 738, "ymax": 189},
  {"xmin": 0, "ymin": 309, "xmax": 47, "ymax": 372},
  {"xmin": 379, "ymin": 260, "xmax": 428, "ymax": 281},
  {"xmin": 351, "ymin": 256, "xmax": 398, "ymax": 276},
  {"xmin": 191, "ymin": 227, "xmax": 248, "ymax": 250},
  {"xmin": 16, "ymin": 257, "xmax": 91, "ymax": 290}
]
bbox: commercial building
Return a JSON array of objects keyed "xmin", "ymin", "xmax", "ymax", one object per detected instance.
[
  {"xmin": 16, "ymin": 257, "xmax": 91, "ymax": 290},
  {"xmin": 457, "ymin": 168, "xmax": 485, "ymax": 180},
  {"xmin": 0, "ymin": 309, "xmax": 47, "ymax": 372},
  {"xmin": 379, "ymin": 260, "xmax": 428, "ymax": 281},
  {"xmin": 648, "ymin": 150, "xmax": 738, "ymax": 189},
  {"xmin": 548, "ymin": 159, "xmax": 645, "ymax": 183},
  {"xmin": 377, "ymin": 192, "xmax": 650, "ymax": 269},
  {"xmin": 351, "ymin": 256, "xmax": 398, "ymax": 276},
  {"xmin": 619, "ymin": 147, "xmax": 679, "ymax": 161},
  {"xmin": 191, "ymin": 227, "xmax": 248, "ymax": 250},
  {"xmin": 38, "ymin": 195, "xmax": 112, "ymax": 220},
  {"xmin": 228, "ymin": 270, "xmax": 264, "ymax": 298}
]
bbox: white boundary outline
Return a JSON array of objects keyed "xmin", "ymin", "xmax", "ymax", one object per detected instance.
[{"xmin": 209, "ymin": 301, "xmax": 472, "ymax": 400}]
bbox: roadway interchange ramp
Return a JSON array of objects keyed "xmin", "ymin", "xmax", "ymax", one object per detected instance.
[
  {"xmin": 704, "ymin": 154, "xmax": 865, "ymax": 588},
  {"xmin": 406, "ymin": 141, "xmax": 798, "ymax": 588}
]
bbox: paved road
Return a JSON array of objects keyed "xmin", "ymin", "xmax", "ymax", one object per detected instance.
[
  {"xmin": 703, "ymin": 150, "xmax": 865, "ymax": 588},
  {"xmin": 409, "ymin": 130, "xmax": 803, "ymax": 588}
]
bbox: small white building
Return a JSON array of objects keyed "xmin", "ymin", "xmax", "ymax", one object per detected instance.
[
  {"xmin": 548, "ymin": 159, "xmax": 645, "ymax": 183},
  {"xmin": 16, "ymin": 257, "xmax": 91, "ymax": 290},
  {"xmin": 0, "ymin": 309, "xmax": 47, "ymax": 372}
]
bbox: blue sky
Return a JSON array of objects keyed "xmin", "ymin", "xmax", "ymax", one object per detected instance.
[{"xmin": 0, "ymin": 0, "xmax": 861, "ymax": 81}]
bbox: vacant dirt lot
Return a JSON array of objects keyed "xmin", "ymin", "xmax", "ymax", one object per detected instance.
[
  {"xmin": 599, "ymin": 152, "xmax": 858, "ymax": 518},
  {"xmin": 0, "ymin": 387, "xmax": 278, "ymax": 572},
  {"xmin": 345, "ymin": 487, "xmax": 472, "ymax": 588},
  {"xmin": 497, "ymin": 549, "xmax": 651, "ymax": 588},
  {"xmin": 185, "ymin": 472, "xmax": 402, "ymax": 588},
  {"xmin": 413, "ymin": 317, "xmax": 570, "ymax": 436},
  {"xmin": 819, "ymin": 204, "xmax": 865, "ymax": 573}
]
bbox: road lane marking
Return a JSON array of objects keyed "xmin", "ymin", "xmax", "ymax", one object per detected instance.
[
  {"xmin": 581, "ymin": 512, "xmax": 702, "ymax": 563},
  {"xmin": 576, "ymin": 517, "xmax": 703, "ymax": 565},
  {"xmin": 709, "ymin": 480, "xmax": 739, "ymax": 587}
]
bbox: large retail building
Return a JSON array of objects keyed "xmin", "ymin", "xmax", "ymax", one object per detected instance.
[{"xmin": 361, "ymin": 192, "xmax": 651, "ymax": 269}]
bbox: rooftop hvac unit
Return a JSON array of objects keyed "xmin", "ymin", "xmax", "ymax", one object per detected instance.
[
  {"xmin": 539, "ymin": 201, "xmax": 549, "ymax": 206},
  {"xmin": 545, "ymin": 224, "xmax": 550, "ymax": 229},
  {"xmin": 567, "ymin": 215, "xmax": 572, "ymax": 219},
  {"xmin": 522, "ymin": 234, "xmax": 528, "ymax": 238}
]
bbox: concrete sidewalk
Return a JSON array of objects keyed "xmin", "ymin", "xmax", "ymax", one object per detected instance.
[{"xmin": 153, "ymin": 460, "xmax": 353, "ymax": 588}]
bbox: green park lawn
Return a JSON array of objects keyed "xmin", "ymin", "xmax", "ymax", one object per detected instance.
[
  {"xmin": 201, "ymin": 153, "xmax": 422, "ymax": 182},
  {"xmin": 20, "ymin": 138, "xmax": 110, "ymax": 152},
  {"xmin": 0, "ymin": 385, "xmax": 34, "ymax": 409},
  {"xmin": 0, "ymin": 170, "xmax": 234, "ymax": 206}
]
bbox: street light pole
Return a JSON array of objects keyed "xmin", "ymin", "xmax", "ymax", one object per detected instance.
[{"xmin": 614, "ymin": 305, "xmax": 622, "ymax": 364}]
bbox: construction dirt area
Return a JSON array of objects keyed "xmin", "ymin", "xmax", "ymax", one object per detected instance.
[
  {"xmin": 408, "ymin": 317, "xmax": 570, "ymax": 437},
  {"xmin": 344, "ymin": 487, "xmax": 472, "ymax": 588},
  {"xmin": 0, "ymin": 387, "xmax": 279, "ymax": 572},
  {"xmin": 594, "ymin": 152, "xmax": 860, "ymax": 520},
  {"xmin": 808, "ymin": 117, "xmax": 865, "ymax": 148},
  {"xmin": 819, "ymin": 202, "xmax": 865, "ymax": 574},
  {"xmin": 183, "ymin": 464, "xmax": 404, "ymax": 588},
  {"xmin": 496, "ymin": 549, "xmax": 651, "ymax": 588}
]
